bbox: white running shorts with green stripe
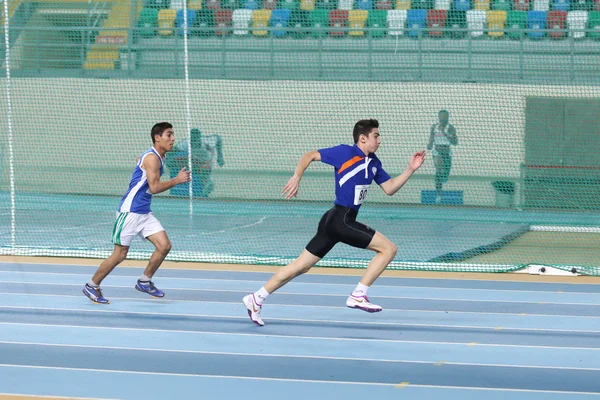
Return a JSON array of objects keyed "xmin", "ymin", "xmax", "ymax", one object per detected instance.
[{"xmin": 111, "ymin": 212, "xmax": 164, "ymax": 246}]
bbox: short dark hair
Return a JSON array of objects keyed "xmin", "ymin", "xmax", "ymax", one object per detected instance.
[
  {"xmin": 151, "ymin": 122, "xmax": 173, "ymax": 143},
  {"xmin": 439, "ymin": 110, "xmax": 449, "ymax": 116},
  {"xmin": 352, "ymin": 119, "xmax": 379, "ymax": 144}
]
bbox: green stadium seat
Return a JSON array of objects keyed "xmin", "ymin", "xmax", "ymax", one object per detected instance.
[
  {"xmin": 589, "ymin": 11, "xmax": 600, "ymax": 38},
  {"xmin": 506, "ymin": 10, "xmax": 526, "ymax": 38},
  {"xmin": 317, "ymin": 0, "xmax": 337, "ymax": 9},
  {"xmin": 144, "ymin": 0, "xmax": 170, "ymax": 9},
  {"xmin": 280, "ymin": 0, "xmax": 300, "ymax": 8},
  {"xmin": 194, "ymin": 9, "xmax": 215, "ymax": 36},
  {"xmin": 290, "ymin": 10, "xmax": 310, "ymax": 36},
  {"xmin": 310, "ymin": 9, "xmax": 329, "ymax": 36},
  {"xmin": 222, "ymin": 0, "xmax": 241, "ymax": 8},
  {"xmin": 493, "ymin": 0, "xmax": 512, "ymax": 10},
  {"xmin": 139, "ymin": 8, "xmax": 159, "ymax": 37},
  {"xmin": 446, "ymin": 10, "xmax": 466, "ymax": 37},
  {"xmin": 368, "ymin": 9, "xmax": 388, "ymax": 36}
]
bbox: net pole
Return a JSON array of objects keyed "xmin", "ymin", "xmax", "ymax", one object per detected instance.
[
  {"xmin": 183, "ymin": 0, "xmax": 193, "ymax": 216},
  {"xmin": 3, "ymin": 0, "xmax": 16, "ymax": 248}
]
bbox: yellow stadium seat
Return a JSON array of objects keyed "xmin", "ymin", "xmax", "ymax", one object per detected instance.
[
  {"xmin": 252, "ymin": 9, "xmax": 272, "ymax": 36},
  {"xmin": 189, "ymin": 0, "xmax": 203, "ymax": 9},
  {"xmin": 487, "ymin": 10, "xmax": 507, "ymax": 36},
  {"xmin": 396, "ymin": 0, "xmax": 411, "ymax": 9},
  {"xmin": 300, "ymin": 0, "xmax": 316, "ymax": 10},
  {"xmin": 158, "ymin": 9, "xmax": 177, "ymax": 35},
  {"xmin": 473, "ymin": 0, "xmax": 490, "ymax": 9},
  {"xmin": 348, "ymin": 10, "xmax": 368, "ymax": 36}
]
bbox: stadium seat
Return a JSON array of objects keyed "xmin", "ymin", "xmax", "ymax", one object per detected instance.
[
  {"xmin": 412, "ymin": 0, "xmax": 434, "ymax": 9},
  {"xmin": 300, "ymin": 0, "xmax": 316, "ymax": 10},
  {"xmin": 189, "ymin": 0, "xmax": 203, "ymax": 9},
  {"xmin": 507, "ymin": 9, "xmax": 527, "ymax": 36},
  {"xmin": 205, "ymin": 0, "xmax": 221, "ymax": 10},
  {"xmin": 194, "ymin": 9, "xmax": 215, "ymax": 36},
  {"xmin": 473, "ymin": 0, "xmax": 490, "ymax": 9},
  {"xmin": 290, "ymin": 10, "xmax": 309, "ymax": 36},
  {"xmin": 571, "ymin": 0, "xmax": 592, "ymax": 9},
  {"xmin": 466, "ymin": 9, "xmax": 486, "ymax": 35},
  {"xmin": 170, "ymin": 0, "xmax": 186, "ymax": 9},
  {"xmin": 588, "ymin": 10, "xmax": 600, "ymax": 36},
  {"xmin": 233, "ymin": 8, "xmax": 253, "ymax": 34},
  {"xmin": 376, "ymin": 0, "xmax": 393, "ymax": 8},
  {"xmin": 552, "ymin": 0, "xmax": 569, "ymax": 10},
  {"xmin": 223, "ymin": 0, "xmax": 241, "ymax": 7},
  {"xmin": 547, "ymin": 9, "xmax": 566, "ymax": 37},
  {"xmin": 317, "ymin": 0, "xmax": 337, "ymax": 9},
  {"xmin": 435, "ymin": 0, "xmax": 452, "ymax": 9},
  {"xmin": 567, "ymin": 10, "xmax": 588, "ymax": 36},
  {"xmin": 144, "ymin": 0, "xmax": 171, "ymax": 9},
  {"xmin": 493, "ymin": 0, "xmax": 511, "ymax": 10},
  {"xmin": 215, "ymin": 9, "xmax": 234, "ymax": 34},
  {"xmin": 368, "ymin": 9, "xmax": 388, "ymax": 35},
  {"xmin": 487, "ymin": 9, "xmax": 507, "ymax": 35},
  {"xmin": 595, "ymin": 0, "xmax": 600, "ymax": 10},
  {"xmin": 338, "ymin": 0, "xmax": 354, "ymax": 8},
  {"xmin": 158, "ymin": 9, "xmax": 177, "ymax": 35},
  {"xmin": 396, "ymin": 0, "xmax": 412, "ymax": 9},
  {"xmin": 138, "ymin": 8, "xmax": 159, "ymax": 37},
  {"xmin": 533, "ymin": 0, "xmax": 550, "ymax": 10},
  {"xmin": 176, "ymin": 10, "xmax": 197, "ymax": 35},
  {"xmin": 243, "ymin": 0, "xmax": 260, "ymax": 9},
  {"xmin": 407, "ymin": 9, "xmax": 427, "ymax": 36},
  {"xmin": 428, "ymin": 9, "xmax": 447, "ymax": 35},
  {"xmin": 454, "ymin": 0, "xmax": 471, "ymax": 11},
  {"xmin": 252, "ymin": 9, "xmax": 272, "ymax": 35},
  {"xmin": 349, "ymin": 10, "xmax": 369, "ymax": 35},
  {"xmin": 513, "ymin": 0, "xmax": 529, "ymax": 9},
  {"xmin": 330, "ymin": 9, "xmax": 349, "ymax": 35},
  {"xmin": 447, "ymin": 9, "xmax": 467, "ymax": 36},
  {"xmin": 280, "ymin": 0, "xmax": 299, "ymax": 8},
  {"xmin": 357, "ymin": 0, "xmax": 374, "ymax": 9},
  {"xmin": 310, "ymin": 9, "xmax": 329, "ymax": 36},
  {"xmin": 264, "ymin": 0, "xmax": 278, "ymax": 8},
  {"xmin": 527, "ymin": 10, "xmax": 547, "ymax": 37},
  {"xmin": 387, "ymin": 9, "xmax": 407, "ymax": 34},
  {"xmin": 271, "ymin": 8, "xmax": 292, "ymax": 35}
]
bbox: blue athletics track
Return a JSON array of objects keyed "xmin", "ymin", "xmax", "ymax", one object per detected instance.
[{"xmin": 0, "ymin": 258, "xmax": 600, "ymax": 400}]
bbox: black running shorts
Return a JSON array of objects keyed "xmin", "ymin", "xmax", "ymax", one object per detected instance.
[{"xmin": 305, "ymin": 205, "xmax": 376, "ymax": 258}]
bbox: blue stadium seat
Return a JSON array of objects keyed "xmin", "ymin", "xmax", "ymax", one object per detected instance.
[
  {"xmin": 271, "ymin": 8, "xmax": 292, "ymax": 35},
  {"xmin": 552, "ymin": 0, "xmax": 570, "ymax": 11},
  {"xmin": 407, "ymin": 9, "xmax": 427, "ymax": 36},
  {"xmin": 528, "ymin": 10, "xmax": 547, "ymax": 37},
  {"xmin": 454, "ymin": 0, "xmax": 471, "ymax": 10},
  {"xmin": 356, "ymin": 0, "xmax": 374, "ymax": 9},
  {"xmin": 244, "ymin": 0, "xmax": 261, "ymax": 9},
  {"xmin": 176, "ymin": 9, "xmax": 197, "ymax": 35}
]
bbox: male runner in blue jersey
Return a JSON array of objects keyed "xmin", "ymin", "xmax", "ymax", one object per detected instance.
[
  {"xmin": 243, "ymin": 119, "xmax": 425, "ymax": 326},
  {"xmin": 83, "ymin": 122, "xmax": 191, "ymax": 304}
]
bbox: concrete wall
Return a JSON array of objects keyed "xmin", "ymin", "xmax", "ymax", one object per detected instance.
[{"xmin": 0, "ymin": 78, "xmax": 599, "ymax": 206}]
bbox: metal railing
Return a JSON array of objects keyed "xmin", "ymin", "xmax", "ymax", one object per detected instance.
[{"xmin": 5, "ymin": 24, "xmax": 600, "ymax": 84}]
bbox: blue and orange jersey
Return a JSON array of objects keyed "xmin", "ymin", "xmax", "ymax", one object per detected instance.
[{"xmin": 318, "ymin": 144, "xmax": 391, "ymax": 211}]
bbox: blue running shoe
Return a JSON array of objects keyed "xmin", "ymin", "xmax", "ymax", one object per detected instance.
[
  {"xmin": 83, "ymin": 284, "xmax": 109, "ymax": 304},
  {"xmin": 135, "ymin": 279, "xmax": 165, "ymax": 298}
]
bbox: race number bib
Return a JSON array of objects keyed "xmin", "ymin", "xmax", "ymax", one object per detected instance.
[{"xmin": 354, "ymin": 185, "xmax": 370, "ymax": 206}]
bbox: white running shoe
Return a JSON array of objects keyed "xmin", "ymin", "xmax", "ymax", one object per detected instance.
[
  {"xmin": 243, "ymin": 294, "xmax": 265, "ymax": 326},
  {"xmin": 346, "ymin": 294, "xmax": 383, "ymax": 313}
]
